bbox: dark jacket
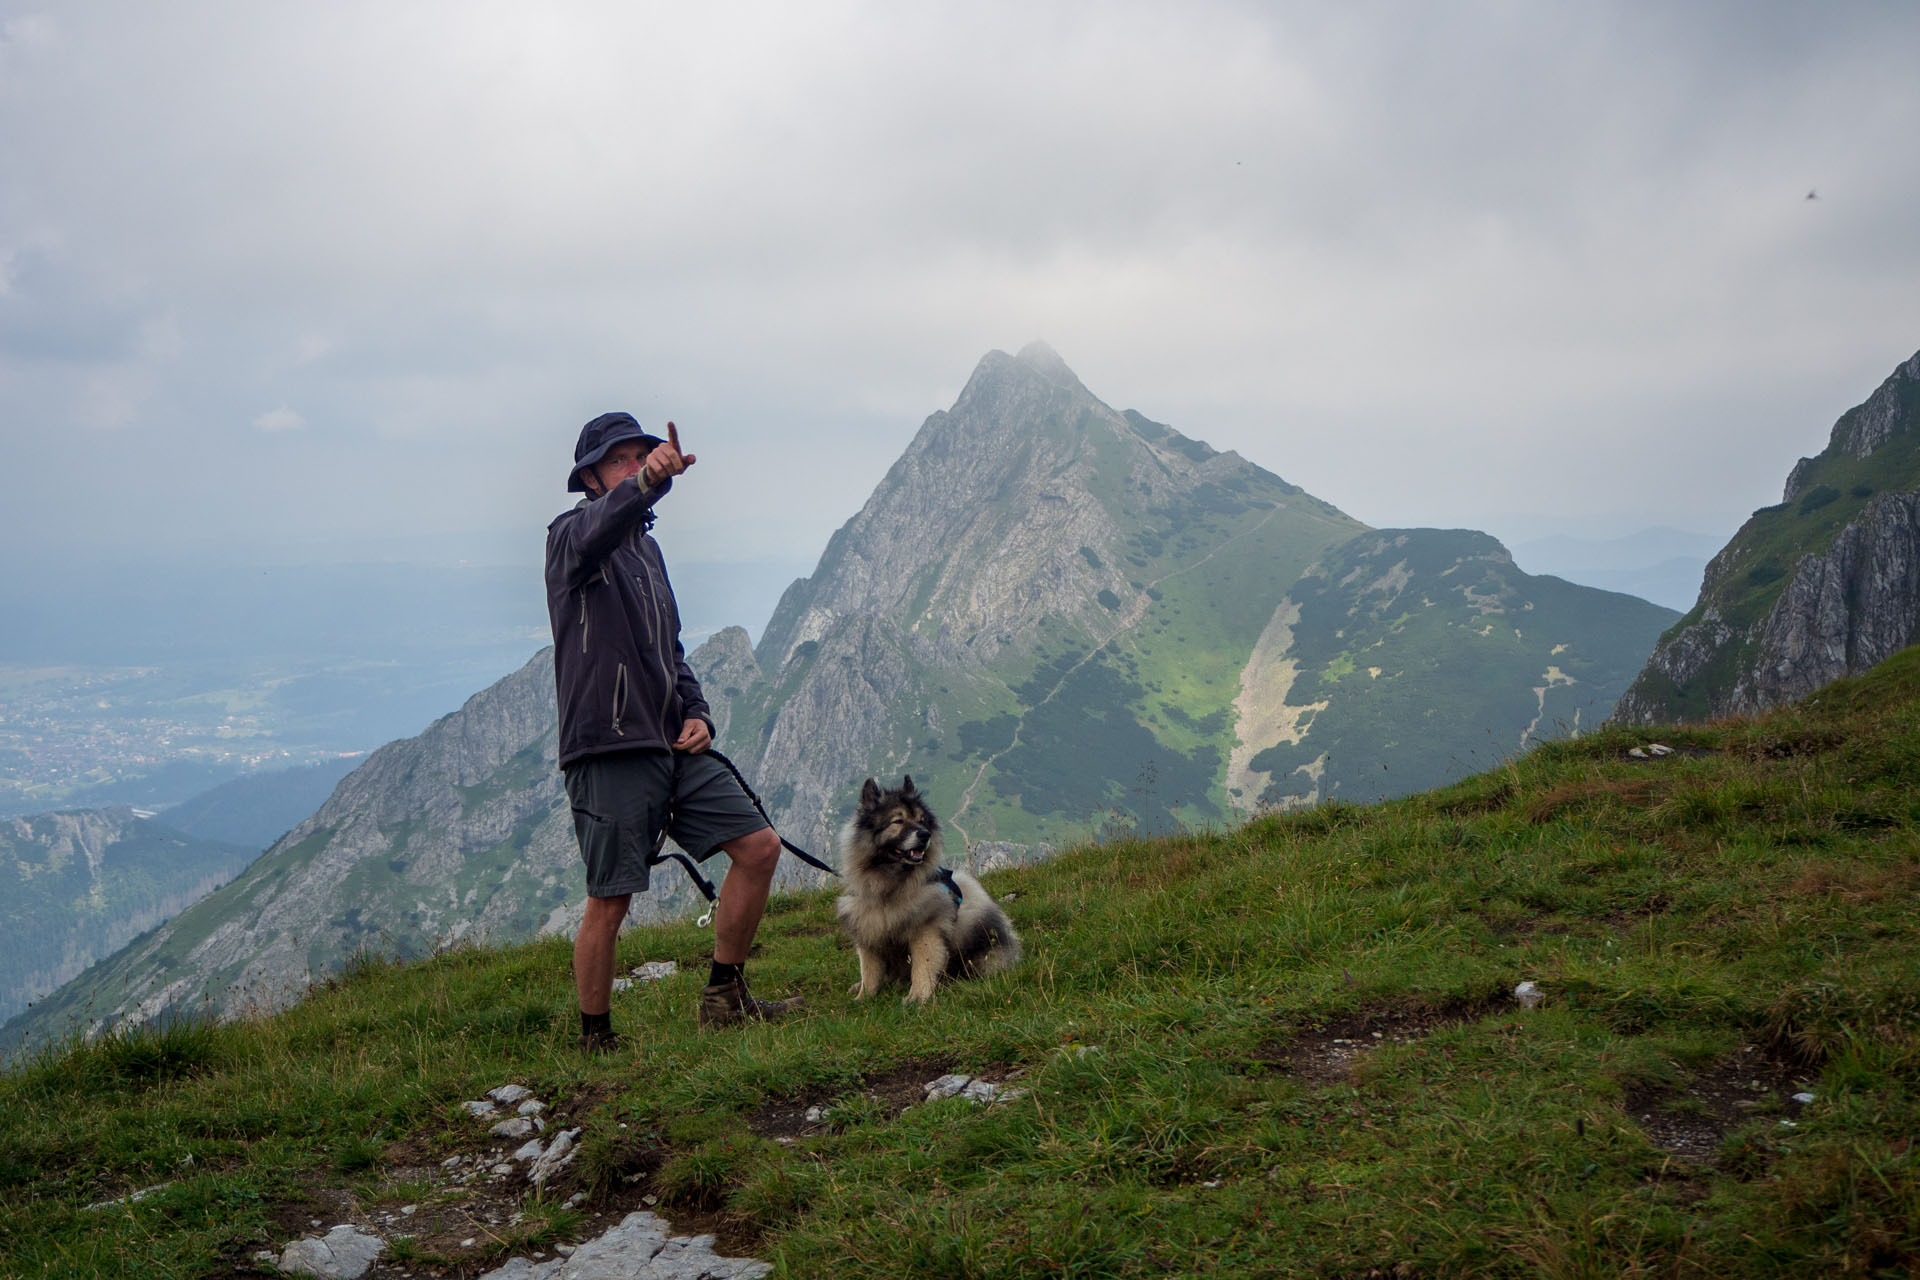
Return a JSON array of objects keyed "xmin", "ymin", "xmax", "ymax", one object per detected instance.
[{"xmin": 545, "ymin": 477, "xmax": 713, "ymax": 770}]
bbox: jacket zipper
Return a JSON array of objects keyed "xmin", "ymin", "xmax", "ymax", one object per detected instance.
[{"xmin": 611, "ymin": 663, "xmax": 628, "ymax": 736}]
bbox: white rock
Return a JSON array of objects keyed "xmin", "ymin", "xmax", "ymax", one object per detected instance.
[
  {"xmin": 515, "ymin": 1138, "xmax": 547, "ymax": 1162},
  {"xmin": 610, "ymin": 979, "xmax": 633, "ymax": 993},
  {"xmin": 1628, "ymin": 746, "xmax": 1649, "ymax": 759},
  {"xmin": 491, "ymin": 1117, "xmax": 537, "ymax": 1139},
  {"xmin": 492, "ymin": 1163, "xmax": 513, "ymax": 1176},
  {"xmin": 1514, "ymin": 981, "xmax": 1543, "ymax": 1009},
  {"xmin": 960, "ymin": 1079, "xmax": 1000, "ymax": 1104},
  {"xmin": 633, "ymin": 960, "xmax": 679, "ymax": 981},
  {"xmin": 463, "ymin": 1101, "xmax": 499, "ymax": 1118},
  {"xmin": 400, "ymin": 1204, "xmax": 417, "ymax": 1216},
  {"xmin": 279, "ymin": 1224, "xmax": 386, "ymax": 1279},
  {"xmin": 530, "ymin": 1127, "xmax": 582, "ymax": 1185},
  {"xmin": 1793, "ymin": 1091, "xmax": 1817, "ymax": 1104},
  {"xmin": 1648, "ymin": 744, "xmax": 1674, "ymax": 757},
  {"xmin": 996, "ymin": 1087, "xmax": 1029, "ymax": 1104},
  {"xmin": 489, "ymin": 1084, "xmax": 535, "ymax": 1105},
  {"xmin": 518, "ymin": 1100, "xmax": 547, "ymax": 1116},
  {"xmin": 803, "ymin": 1106, "xmax": 826, "ymax": 1123},
  {"xmin": 474, "ymin": 1210, "xmax": 770, "ymax": 1280},
  {"xmin": 84, "ymin": 1181, "xmax": 174, "ymax": 1211},
  {"xmin": 441, "ymin": 1155, "xmax": 464, "ymax": 1169},
  {"xmin": 924, "ymin": 1073, "xmax": 973, "ymax": 1099}
]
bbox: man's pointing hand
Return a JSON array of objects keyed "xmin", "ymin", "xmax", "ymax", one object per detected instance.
[{"xmin": 642, "ymin": 421, "xmax": 697, "ymax": 488}]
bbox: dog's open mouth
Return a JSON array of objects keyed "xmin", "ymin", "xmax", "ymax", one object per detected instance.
[{"xmin": 900, "ymin": 847, "xmax": 927, "ymax": 864}]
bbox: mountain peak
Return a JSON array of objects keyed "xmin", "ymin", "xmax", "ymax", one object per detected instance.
[{"xmin": 1013, "ymin": 340, "xmax": 1085, "ymax": 391}]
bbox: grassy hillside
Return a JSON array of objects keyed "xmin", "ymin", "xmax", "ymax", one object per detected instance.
[{"xmin": 5, "ymin": 650, "xmax": 1918, "ymax": 1277}]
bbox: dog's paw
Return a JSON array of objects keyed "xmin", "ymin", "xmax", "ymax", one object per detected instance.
[{"xmin": 848, "ymin": 981, "xmax": 866, "ymax": 998}]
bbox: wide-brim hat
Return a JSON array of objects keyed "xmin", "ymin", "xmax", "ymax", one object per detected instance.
[{"xmin": 569, "ymin": 411, "xmax": 664, "ymax": 492}]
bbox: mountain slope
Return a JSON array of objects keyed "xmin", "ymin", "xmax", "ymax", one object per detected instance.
[
  {"xmin": 1243, "ymin": 528, "xmax": 1678, "ymax": 806},
  {"xmin": 1614, "ymin": 346, "xmax": 1920, "ymax": 722},
  {"xmin": 157, "ymin": 758, "xmax": 363, "ymax": 850},
  {"xmin": 0, "ymin": 809, "xmax": 254, "ymax": 1024}
]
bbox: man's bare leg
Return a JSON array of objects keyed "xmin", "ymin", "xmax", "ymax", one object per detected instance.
[
  {"xmin": 575, "ymin": 893, "xmax": 632, "ymax": 1015},
  {"xmin": 712, "ymin": 826, "xmax": 780, "ymax": 964},
  {"xmin": 699, "ymin": 826, "xmax": 801, "ymax": 1026}
]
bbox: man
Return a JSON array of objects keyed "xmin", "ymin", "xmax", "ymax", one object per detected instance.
[{"xmin": 545, "ymin": 411, "xmax": 801, "ymax": 1051}]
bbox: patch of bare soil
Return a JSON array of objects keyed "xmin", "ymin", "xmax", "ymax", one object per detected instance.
[
  {"xmin": 1622, "ymin": 1043, "xmax": 1813, "ymax": 1166},
  {"xmin": 746, "ymin": 1056, "xmax": 962, "ymax": 1141},
  {"xmin": 1255, "ymin": 999, "xmax": 1504, "ymax": 1085}
]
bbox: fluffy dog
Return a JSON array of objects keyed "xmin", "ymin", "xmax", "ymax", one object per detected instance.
[{"xmin": 836, "ymin": 775, "xmax": 1021, "ymax": 1003}]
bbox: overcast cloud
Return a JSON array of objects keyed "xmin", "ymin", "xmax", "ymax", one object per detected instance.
[{"xmin": 4, "ymin": 1, "xmax": 1919, "ymax": 581}]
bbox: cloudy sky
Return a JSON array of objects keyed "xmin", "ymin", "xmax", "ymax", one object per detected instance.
[{"xmin": 4, "ymin": 1, "xmax": 1919, "ymax": 589}]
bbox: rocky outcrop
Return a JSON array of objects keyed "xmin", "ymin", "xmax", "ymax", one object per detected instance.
[
  {"xmin": 1723, "ymin": 492, "xmax": 1920, "ymax": 713},
  {"xmin": 1614, "ymin": 348, "xmax": 1920, "ymax": 724}
]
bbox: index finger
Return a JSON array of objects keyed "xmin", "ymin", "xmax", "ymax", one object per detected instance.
[{"xmin": 666, "ymin": 421, "xmax": 680, "ymax": 453}]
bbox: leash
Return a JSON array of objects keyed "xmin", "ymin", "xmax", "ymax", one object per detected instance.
[{"xmin": 647, "ymin": 747, "xmax": 840, "ymax": 928}]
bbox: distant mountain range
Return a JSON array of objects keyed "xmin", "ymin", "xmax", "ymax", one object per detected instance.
[
  {"xmin": 1615, "ymin": 346, "xmax": 1920, "ymax": 723},
  {"xmin": 1510, "ymin": 527, "xmax": 1722, "ymax": 613},
  {"xmin": 6, "ymin": 343, "xmax": 1678, "ymax": 1045}
]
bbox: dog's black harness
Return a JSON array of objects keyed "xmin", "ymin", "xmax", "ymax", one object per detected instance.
[
  {"xmin": 649, "ymin": 748, "xmax": 840, "ymax": 917},
  {"xmin": 932, "ymin": 865, "xmax": 964, "ymax": 909}
]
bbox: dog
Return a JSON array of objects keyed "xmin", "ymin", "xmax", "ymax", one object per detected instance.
[{"xmin": 835, "ymin": 775, "xmax": 1022, "ymax": 1004}]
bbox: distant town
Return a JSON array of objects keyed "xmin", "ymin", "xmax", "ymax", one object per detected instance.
[{"xmin": 0, "ymin": 664, "xmax": 361, "ymax": 815}]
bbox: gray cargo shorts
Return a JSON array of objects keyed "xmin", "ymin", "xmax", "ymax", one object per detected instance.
[{"xmin": 563, "ymin": 749, "xmax": 770, "ymax": 899}]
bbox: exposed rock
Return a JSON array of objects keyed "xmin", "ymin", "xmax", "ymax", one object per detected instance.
[
  {"xmin": 529, "ymin": 1127, "xmax": 581, "ymax": 1185},
  {"xmin": 476, "ymin": 1210, "xmax": 770, "ymax": 1279},
  {"xmin": 279, "ymin": 1224, "xmax": 386, "ymax": 1279}
]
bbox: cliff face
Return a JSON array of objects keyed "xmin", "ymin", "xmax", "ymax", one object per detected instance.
[{"xmin": 1614, "ymin": 349, "xmax": 1920, "ymax": 724}]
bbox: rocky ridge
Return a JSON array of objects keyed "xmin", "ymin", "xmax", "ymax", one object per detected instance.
[{"xmin": 1614, "ymin": 347, "xmax": 1920, "ymax": 723}]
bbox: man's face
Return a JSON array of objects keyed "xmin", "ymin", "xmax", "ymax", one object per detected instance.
[{"xmin": 587, "ymin": 438, "xmax": 650, "ymax": 496}]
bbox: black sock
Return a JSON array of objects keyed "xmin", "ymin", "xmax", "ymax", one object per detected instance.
[
  {"xmin": 708, "ymin": 961, "xmax": 743, "ymax": 987},
  {"xmin": 580, "ymin": 1009, "xmax": 612, "ymax": 1037}
]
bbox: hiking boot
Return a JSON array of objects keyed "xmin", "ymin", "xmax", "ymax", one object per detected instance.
[
  {"xmin": 698, "ymin": 975, "xmax": 802, "ymax": 1029},
  {"xmin": 578, "ymin": 1028, "xmax": 623, "ymax": 1055}
]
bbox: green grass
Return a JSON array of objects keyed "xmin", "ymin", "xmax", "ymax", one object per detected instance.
[{"xmin": 6, "ymin": 650, "xmax": 1920, "ymax": 1277}]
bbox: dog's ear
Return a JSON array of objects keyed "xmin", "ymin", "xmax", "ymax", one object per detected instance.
[
  {"xmin": 901, "ymin": 774, "xmax": 917, "ymax": 797},
  {"xmin": 860, "ymin": 778, "xmax": 881, "ymax": 808}
]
